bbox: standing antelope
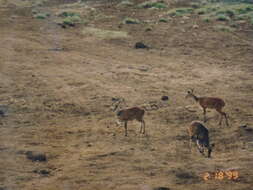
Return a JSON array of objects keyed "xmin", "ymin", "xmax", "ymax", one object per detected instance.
[
  {"xmin": 186, "ymin": 89, "xmax": 229, "ymax": 126},
  {"xmin": 112, "ymin": 98, "xmax": 146, "ymax": 136},
  {"xmin": 188, "ymin": 121, "xmax": 214, "ymax": 158}
]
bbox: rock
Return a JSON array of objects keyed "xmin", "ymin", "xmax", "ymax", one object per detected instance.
[
  {"xmin": 26, "ymin": 151, "xmax": 47, "ymax": 162},
  {"xmin": 135, "ymin": 42, "xmax": 149, "ymax": 49},
  {"xmin": 33, "ymin": 169, "xmax": 50, "ymax": 176},
  {"xmin": 161, "ymin": 96, "xmax": 169, "ymax": 101},
  {"xmin": 153, "ymin": 187, "xmax": 170, "ymax": 190},
  {"xmin": 192, "ymin": 24, "xmax": 199, "ymax": 29}
]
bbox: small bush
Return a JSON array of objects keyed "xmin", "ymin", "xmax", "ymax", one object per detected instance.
[
  {"xmin": 167, "ymin": 8, "xmax": 193, "ymax": 16},
  {"xmin": 122, "ymin": 17, "xmax": 140, "ymax": 24},
  {"xmin": 117, "ymin": 0, "xmax": 134, "ymax": 7},
  {"xmin": 63, "ymin": 15, "xmax": 82, "ymax": 26},
  {"xmin": 137, "ymin": 1, "xmax": 167, "ymax": 9},
  {"xmin": 214, "ymin": 25, "xmax": 235, "ymax": 32},
  {"xmin": 58, "ymin": 11, "xmax": 80, "ymax": 18},
  {"xmin": 159, "ymin": 18, "xmax": 169, "ymax": 22},
  {"xmin": 216, "ymin": 14, "xmax": 230, "ymax": 21},
  {"xmin": 202, "ymin": 17, "xmax": 211, "ymax": 22},
  {"xmin": 34, "ymin": 13, "xmax": 50, "ymax": 19}
]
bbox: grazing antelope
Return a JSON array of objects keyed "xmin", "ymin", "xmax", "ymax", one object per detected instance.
[
  {"xmin": 186, "ymin": 89, "xmax": 229, "ymax": 126},
  {"xmin": 188, "ymin": 121, "xmax": 214, "ymax": 158},
  {"xmin": 117, "ymin": 107, "xmax": 146, "ymax": 136},
  {"xmin": 112, "ymin": 98, "xmax": 145, "ymax": 136}
]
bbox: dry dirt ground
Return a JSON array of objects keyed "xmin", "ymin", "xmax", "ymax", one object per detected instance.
[{"xmin": 0, "ymin": 0, "xmax": 253, "ymax": 190}]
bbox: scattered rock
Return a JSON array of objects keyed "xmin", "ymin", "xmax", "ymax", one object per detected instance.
[
  {"xmin": 135, "ymin": 42, "xmax": 149, "ymax": 49},
  {"xmin": 153, "ymin": 187, "xmax": 170, "ymax": 190},
  {"xmin": 33, "ymin": 169, "xmax": 50, "ymax": 176},
  {"xmin": 192, "ymin": 24, "xmax": 199, "ymax": 29},
  {"xmin": 161, "ymin": 96, "xmax": 169, "ymax": 101},
  {"xmin": 26, "ymin": 151, "xmax": 47, "ymax": 162}
]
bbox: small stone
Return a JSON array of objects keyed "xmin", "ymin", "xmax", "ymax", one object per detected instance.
[
  {"xmin": 135, "ymin": 42, "xmax": 149, "ymax": 49},
  {"xmin": 26, "ymin": 151, "xmax": 47, "ymax": 162},
  {"xmin": 192, "ymin": 24, "xmax": 199, "ymax": 29}
]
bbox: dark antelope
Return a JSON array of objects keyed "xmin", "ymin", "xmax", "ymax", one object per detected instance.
[
  {"xmin": 186, "ymin": 89, "xmax": 229, "ymax": 126},
  {"xmin": 188, "ymin": 121, "xmax": 214, "ymax": 158}
]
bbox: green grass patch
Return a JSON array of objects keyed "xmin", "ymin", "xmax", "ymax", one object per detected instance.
[
  {"xmin": 167, "ymin": 8, "xmax": 193, "ymax": 16},
  {"xmin": 159, "ymin": 17, "xmax": 169, "ymax": 22},
  {"xmin": 58, "ymin": 11, "xmax": 80, "ymax": 18},
  {"xmin": 82, "ymin": 27, "xmax": 129, "ymax": 39},
  {"xmin": 33, "ymin": 13, "xmax": 50, "ymax": 19},
  {"xmin": 202, "ymin": 17, "xmax": 211, "ymax": 22},
  {"xmin": 214, "ymin": 25, "xmax": 235, "ymax": 32},
  {"xmin": 216, "ymin": 13, "xmax": 231, "ymax": 21},
  {"xmin": 63, "ymin": 15, "xmax": 82, "ymax": 25},
  {"xmin": 117, "ymin": 0, "xmax": 134, "ymax": 7},
  {"xmin": 122, "ymin": 17, "xmax": 140, "ymax": 24},
  {"xmin": 137, "ymin": 1, "xmax": 167, "ymax": 9}
]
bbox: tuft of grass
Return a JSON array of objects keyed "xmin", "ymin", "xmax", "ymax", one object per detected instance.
[
  {"xmin": 82, "ymin": 27, "xmax": 129, "ymax": 39},
  {"xmin": 58, "ymin": 11, "xmax": 80, "ymax": 18},
  {"xmin": 62, "ymin": 15, "xmax": 82, "ymax": 26},
  {"xmin": 214, "ymin": 25, "xmax": 235, "ymax": 32},
  {"xmin": 137, "ymin": 1, "xmax": 167, "ymax": 9},
  {"xmin": 216, "ymin": 14, "xmax": 230, "ymax": 21},
  {"xmin": 167, "ymin": 8, "xmax": 193, "ymax": 16},
  {"xmin": 122, "ymin": 17, "xmax": 140, "ymax": 24},
  {"xmin": 117, "ymin": 0, "xmax": 134, "ymax": 7},
  {"xmin": 202, "ymin": 17, "xmax": 211, "ymax": 22},
  {"xmin": 159, "ymin": 17, "xmax": 169, "ymax": 22},
  {"xmin": 33, "ymin": 13, "xmax": 50, "ymax": 19}
]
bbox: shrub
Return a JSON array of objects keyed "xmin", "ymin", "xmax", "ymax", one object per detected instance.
[
  {"xmin": 216, "ymin": 14, "xmax": 230, "ymax": 21},
  {"xmin": 63, "ymin": 15, "xmax": 82, "ymax": 26},
  {"xmin": 117, "ymin": 0, "xmax": 134, "ymax": 7},
  {"xmin": 137, "ymin": 1, "xmax": 167, "ymax": 9},
  {"xmin": 159, "ymin": 18, "xmax": 169, "ymax": 22},
  {"xmin": 167, "ymin": 8, "xmax": 193, "ymax": 16},
  {"xmin": 58, "ymin": 11, "xmax": 80, "ymax": 18},
  {"xmin": 202, "ymin": 17, "xmax": 211, "ymax": 22},
  {"xmin": 34, "ymin": 13, "xmax": 50, "ymax": 19},
  {"xmin": 214, "ymin": 25, "xmax": 235, "ymax": 32},
  {"xmin": 122, "ymin": 17, "xmax": 140, "ymax": 24}
]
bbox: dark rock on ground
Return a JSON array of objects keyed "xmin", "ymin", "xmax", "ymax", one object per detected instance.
[
  {"xmin": 135, "ymin": 42, "xmax": 149, "ymax": 49},
  {"xmin": 26, "ymin": 151, "xmax": 47, "ymax": 162}
]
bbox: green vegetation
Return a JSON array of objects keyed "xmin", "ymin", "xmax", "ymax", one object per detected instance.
[
  {"xmin": 117, "ymin": 0, "xmax": 134, "ymax": 7},
  {"xmin": 122, "ymin": 17, "xmax": 140, "ymax": 24},
  {"xmin": 216, "ymin": 13, "xmax": 230, "ymax": 21},
  {"xmin": 214, "ymin": 25, "xmax": 235, "ymax": 32},
  {"xmin": 167, "ymin": 8, "xmax": 193, "ymax": 16},
  {"xmin": 57, "ymin": 11, "xmax": 83, "ymax": 26},
  {"xmin": 33, "ymin": 12, "xmax": 50, "ymax": 19},
  {"xmin": 58, "ymin": 11, "xmax": 80, "ymax": 18},
  {"xmin": 159, "ymin": 18, "xmax": 169, "ymax": 22},
  {"xmin": 137, "ymin": 1, "xmax": 167, "ymax": 9},
  {"xmin": 63, "ymin": 15, "xmax": 82, "ymax": 25}
]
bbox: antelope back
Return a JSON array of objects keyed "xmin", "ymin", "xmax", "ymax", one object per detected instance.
[{"xmin": 117, "ymin": 107, "xmax": 145, "ymax": 121}]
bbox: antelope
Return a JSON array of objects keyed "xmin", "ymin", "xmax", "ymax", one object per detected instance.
[
  {"xmin": 186, "ymin": 89, "xmax": 229, "ymax": 126},
  {"xmin": 111, "ymin": 98, "xmax": 166, "ymax": 136},
  {"xmin": 188, "ymin": 121, "xmax": 214, "ymax": 158}
]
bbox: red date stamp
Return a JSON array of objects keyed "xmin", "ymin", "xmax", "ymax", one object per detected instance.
[{"xmin": 203, "ymin": 170, "xmax": 239, "ymax": 181}]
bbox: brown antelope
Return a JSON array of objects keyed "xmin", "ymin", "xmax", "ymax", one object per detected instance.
[
  {"xmin": 116, "ymin": 107, "xmax": 146, "ymax": 136},
  {"xmin": 186, "ymin": 89, "xmax": 229, "ymax": 126},
  {"xmin": 111, "ymin": 98, "xmax": 167, "ymax": 136},
  {"xmin": 188, "ymin": 121, "xmax": 214, "ymax": 158},
  {"xmin": 112, "ymin": 98, "xmax": 146, "ymax": 136}
]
